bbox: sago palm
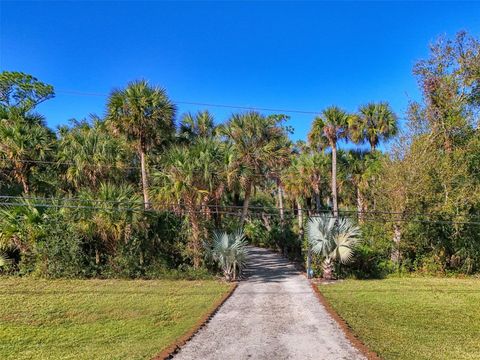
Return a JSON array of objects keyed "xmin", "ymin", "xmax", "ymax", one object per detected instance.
[
  {"xmin": 106, "ymin": 80, "xmax": 176, "ymax": 209},
  {"xmin": 307, "ymin": 214, "xmax": 360, "ymax": 279}
]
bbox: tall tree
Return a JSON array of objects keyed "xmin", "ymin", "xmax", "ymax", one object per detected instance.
[
  {"xmin": 0, "ymin": 71, "xmax": 54, "ymax": 114},
  {"xmin": 0, "ymin": 111, "xmax": 54, "ymax": 194},
  {"xmin": 220, "ymin": 112, "xmax": 291, "ymax": 226},
  {"xmin": 342, "ymin": 150, "xmax": 381, "ymax": 223},
  {"xmin": 178, "ymin": 110, "xmax": 216, "ymax": 143},
  {"xmin": 58, "ymin": 118, "xmax": 131, "ymax": 190},
  {"xmin": 0, "ymin": 72, "xmax": 55, "ymax": 194},
  {"xmin": 106, "ymin": 80, "xmax": 176, "ymax": 209},
  {"xmin": 409, "ymin": 31, "xmax": 480, "ymax": 152},
  {"xmin": 349, "ymin": 102, "xmax": 398, "ymax": 151},
  {"xmin": 76, "ymin": 182, "xmax": 141, "ymax": 264},
  {"xmin": 152, "ymin": 138, "xmax": 228, "ymax": 268},
  {"xmin": 308, "ymin": 106, "xmax": 350, "ymax": 218}
]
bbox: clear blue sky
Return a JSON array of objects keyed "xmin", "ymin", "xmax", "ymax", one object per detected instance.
[{"xmin": 1, "ymin": 1, "xmax": 480, "ymax": 147}]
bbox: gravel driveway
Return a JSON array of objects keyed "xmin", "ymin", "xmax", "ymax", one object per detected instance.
[{"xmin": 173, "ymin": 246, "xmax": 364, "ymax": 360}]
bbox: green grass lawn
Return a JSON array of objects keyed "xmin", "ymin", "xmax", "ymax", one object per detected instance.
[
  {"xmin": 320, "ymin": 277, "xmax": 480, "ymax": 360},
  {"xmin": 0, "ymin": 278, "xmax": 232, "ymax": 360}
]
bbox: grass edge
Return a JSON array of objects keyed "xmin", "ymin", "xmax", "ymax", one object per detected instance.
[
  {"xmin": 310, "ymin": 282, "xmax": 382, "ymax": 360},
  {"xmin": 151, "ymin": 281, "xmax": 238, "ymax": 360}
]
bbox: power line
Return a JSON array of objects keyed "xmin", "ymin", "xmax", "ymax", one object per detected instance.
[
  {"xmin": 2, "ymin": 196, "xmax": 480, "ymax": 226},
  {"xmin": 56, "ymin": 89, "xmax": 322, "ymax": 115},
  {"xmin": 2, "ymin": 194, "xmax": 480, "ymax": 219}
]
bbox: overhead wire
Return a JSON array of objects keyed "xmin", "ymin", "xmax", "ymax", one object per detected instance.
[{"xmin": 1, "ymin": 196, "xmax": 480, "ymax": 225}]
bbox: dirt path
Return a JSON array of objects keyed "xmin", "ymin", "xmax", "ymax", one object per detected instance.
[{"xmin": 173, "ymin": 247, "xmax": 364, "ymax": 360}]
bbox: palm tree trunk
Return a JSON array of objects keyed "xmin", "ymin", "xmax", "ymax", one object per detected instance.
[
  {"xmin": 240, "ymin": 182, "xmax": 252, "ymax": 227},
  {"xmin": 297, "ymin": 198, "xmax": 304, "ymax": 236},
  {"xmin": 277, "ymin": 180, "xmax": 285, "ymax": 223},
  {"xmin": 322, "ymin": 258, "xmax": 334, "ymax": 280},
  {"xmin": 95, "ymin": 248, "xmax": 100, "ymax": 265},
  {"xmin": 357, "ymin": 186, "xmax": 365, "ymax": 223},
  {"xmin": 314, "ymin": 192, "xmax": 322, "ymax": 213},
  {"xmin": 190, "ymin": 209, "xmax": 201, "ymax": 269},
  {"xmin": 20, "ymin": 174, "xmax": 29, "ymax": 194},
  {"xmin": 331, "ymin": 142, "xmax": 339, "ymax": 219},
  {"xmin": 139, "ymin": 148, "xmax": 150, "ymax": 210}
]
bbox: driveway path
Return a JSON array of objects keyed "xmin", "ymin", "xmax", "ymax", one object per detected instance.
[{"xmin": 174, "ymin": 247, "xmax": 364, "ymax": 360}]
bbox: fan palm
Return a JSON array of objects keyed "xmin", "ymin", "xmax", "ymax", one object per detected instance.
[
  {"xmin": 308, "ymin": 106, "xmax": 351, "ymax": 218},
  {"xmin": 58, "ymin": 118, "xmax": 131, "ymax": 189},
  {"xmin": 0, "ymin": 112, "xmax": 54, "ymax": 193},
  {"xmin": 220, "ymin": 112, "xmax": 291, "ymax": 226},
  {"xmin": 106, "ymin": 80, "xmax": 176, "ymax": 209},
  {"xmin": 178, "ymin": 110, "xmax": 216, "ymax": 143},
  {"xmin": 0, "ymin": 198, "xmax": 45, "ymax": 254},
  {"xmin": 349, "ymin": 102, "xmax": 398, "ymax": 151},
  {"xmin": 307, "ymin": 215, "xmax": 360, "ymax": 279},
  {"xmin": 0, "ymin": 252, "xmax": 11, "ymax": 269},
  {"xmin": 75, "ymin": 182, "xmax": 141, "ymax": 263},
  {"xmin": 206, "ymin": 230, "xmax": 248, "ymax": 281},
  {"xmin": 152, "ymin": 138, "xmax": 229, "ymax": 268}
]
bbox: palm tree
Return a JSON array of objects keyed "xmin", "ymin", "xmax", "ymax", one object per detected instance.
[
  {"xmin": 58, "ymin": 118, "xmax": 131, "ymax": 190},
  {"xmin": 308, "ymin": 106, "xmax": 350, "ymax": 218},
  {"xmin": 342, "ymin": 150, "xmax": 383, "ymax": 223},
  {"xmin": 106, "ymin": 80, "xmax": 176, "ymax": 209},
  {"xmin": 178, "ymin": 110, "xmax": 216, "ymax": 143},
  {"xmin": 220, "ymin": 112, "xmax": 291, "ymax": 226},
  {"xmin": 152, "ymin": 138, "xmax": 228, "ymax": 268},
  {"xmin": 0, "ymin": 112, "xmax": 54, "ymax": 194},
  {"xmin": 0, "ymin": 252, "xmax": 11, "ymax": 270},
  {"xmin": 205, "ymin": 229, "xmax": 248, "ymax": 281},
  {"xmin": 350, "ymin": 102, "xmax": 398, "ymax": 151},
  {"xmin": 307, "ymin": 215, "xmax": 360, "ymax": 279},
  {"xmin": 75, "ymin": 182, "xmax": 141, "ymax": 264},
  {"xmin": 0, "ymin": 198, "xmax": 45, "ymax": 255}
]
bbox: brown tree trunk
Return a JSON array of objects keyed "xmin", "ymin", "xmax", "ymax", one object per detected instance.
[
  {"xmin": 95, "ymin": 248, "xmax": 100, "ymax": 265},
  {"xmin": 331, "ymin": 142, "xmax": 339, "ymax": 219},
  {"xmin": 139, "ymin": 148, "xmax": 150, "ymax": 210},
  {"xmin": 19, "ymin": 172, "xmax": 29, "ymax": 194}
]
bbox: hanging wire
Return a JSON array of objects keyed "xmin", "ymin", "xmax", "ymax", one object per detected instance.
[
  {"xmin": 1, "ymin": 195, "xmax": 480, "ymax": 222},
  {"xmin": 1, "ymin": 196, "xmax": 480, "ymax": 226}
]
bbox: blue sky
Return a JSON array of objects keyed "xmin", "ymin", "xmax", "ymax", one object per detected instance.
[{"xmin": 1, "ymin": 1, "xmax": 480, "ymax": 147}]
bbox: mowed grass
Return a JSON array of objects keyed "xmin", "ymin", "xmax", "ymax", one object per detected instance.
[
  {"xmin": 320, "ymin": 278, "xmax": 480, "ymax": 360},
  {"xmin": 0, "ymin": 278, "xmax": 232, "ymax": 360}
]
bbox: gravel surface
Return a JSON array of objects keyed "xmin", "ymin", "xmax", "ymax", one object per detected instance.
[{"xmin": 173, "ymin": 247, "xmax": 365, "ymax": 360}]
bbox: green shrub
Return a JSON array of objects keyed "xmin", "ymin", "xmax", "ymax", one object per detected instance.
[{"xmin": 31, "ymin": 213, "xmax": 85, "ymax": 278}]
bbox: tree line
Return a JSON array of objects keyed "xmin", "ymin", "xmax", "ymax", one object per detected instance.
[{"xmin": 1, "ymin": 31, "xmax": 479, "ymax": 278}]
